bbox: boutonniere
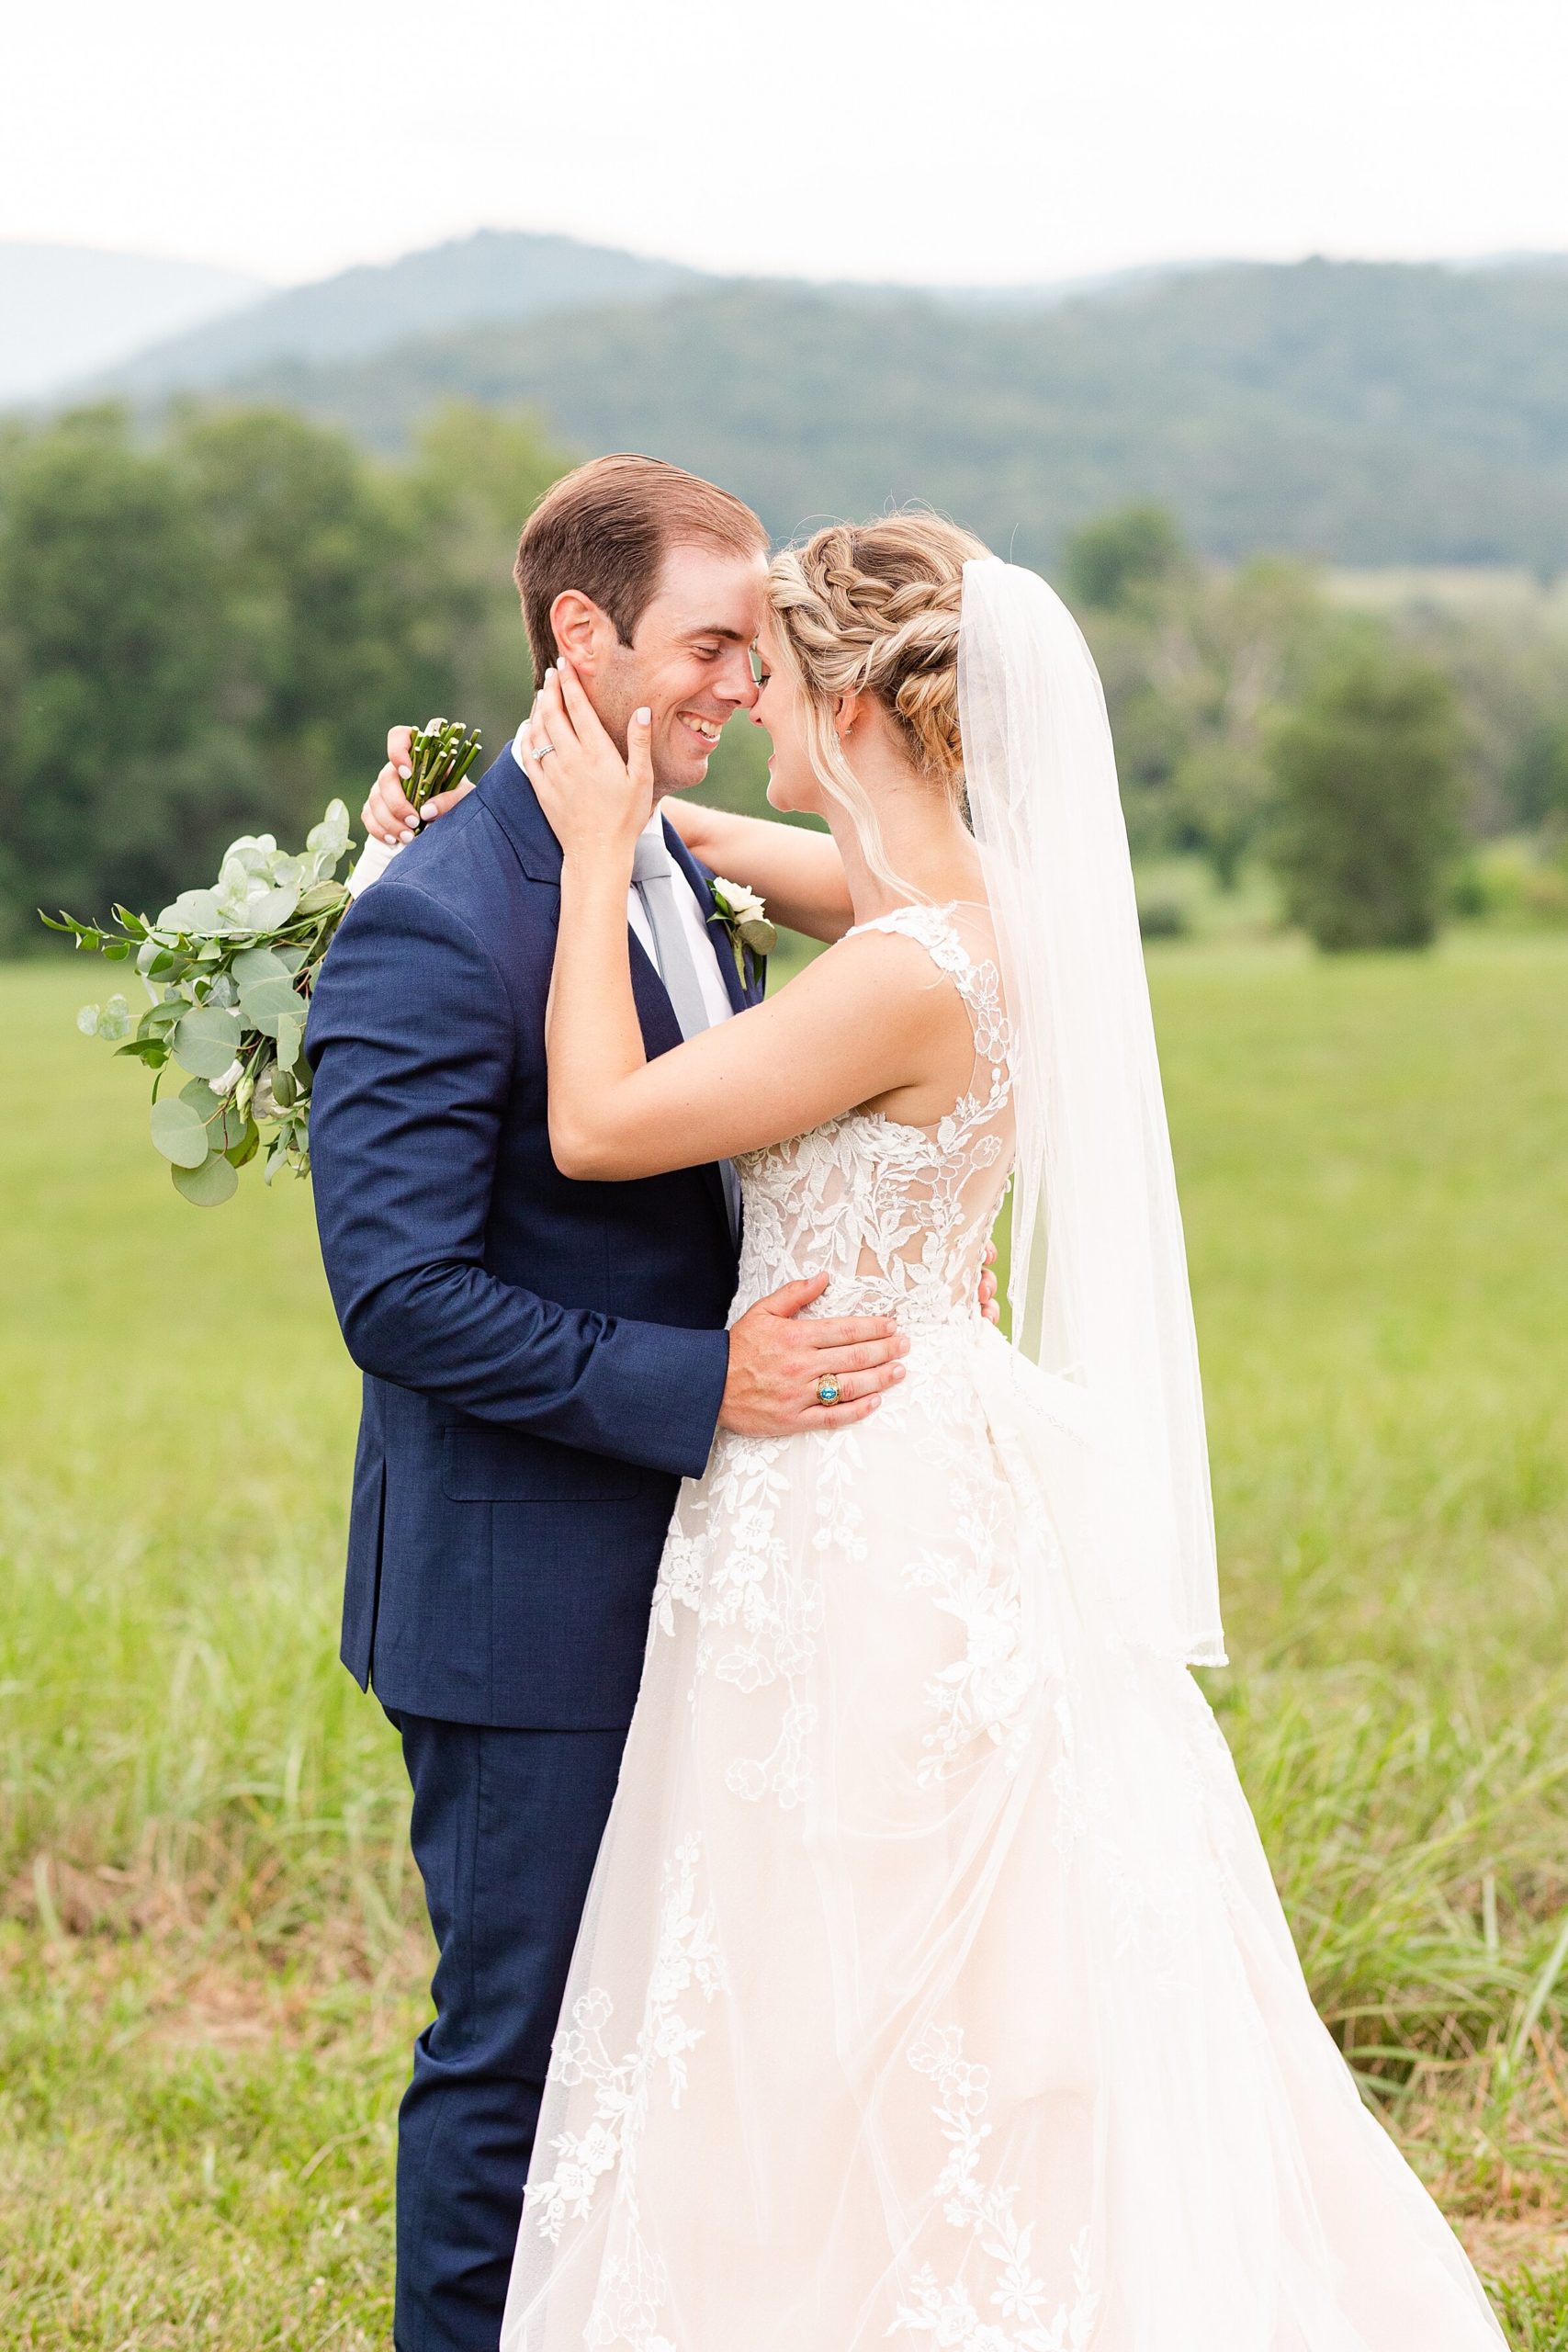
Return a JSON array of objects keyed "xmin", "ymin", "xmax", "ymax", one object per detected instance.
[{"xmin": 707, "ymin": 875, "xmax": 777, "ymax": 981}]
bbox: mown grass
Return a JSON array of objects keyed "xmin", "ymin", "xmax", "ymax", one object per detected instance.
[{"xmin": 2, "ymin": 937, "xmax": 1566, "ymax": 2345}]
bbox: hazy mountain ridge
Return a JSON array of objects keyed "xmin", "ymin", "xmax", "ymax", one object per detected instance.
[
  {"xmin": 28, "ymin": 232, "xmax": 1568, "ymax": 568},
  {"xmin": 0, "ymin": 243, "xmax": 268, "ymax": 403},
  {"xmin": 210, "ymin": 259, "xmax": 1568, "ymax": 569},
  {"xmin": 76, "ymin": 231, "xmax": 707, "ymax": 401}
]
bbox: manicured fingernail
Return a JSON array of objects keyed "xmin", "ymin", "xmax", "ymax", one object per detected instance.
[
  {"xmin": 892, "ymin": 1365, "xmax": 907, "ymax": 1381},
  {"xmin": 401, "ymin": 831, "xmax": 415, "ymax": 843},
  {"xmin": 634, "ymin": 707, "xmax": 650, "ymax": 726},
  {"xmin": 398, "ymin": 764, "xmax": 412, "ymax": 779}
]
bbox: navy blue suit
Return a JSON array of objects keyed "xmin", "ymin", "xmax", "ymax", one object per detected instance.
[{"xmin": 306, "ymin": 748, "xmax": 764, "ymax": 2348}]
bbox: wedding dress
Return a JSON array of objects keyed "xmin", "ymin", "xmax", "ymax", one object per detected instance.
[{"xmin": 502, "ymin": 895, "xmax": 1504, "ymax": 2350}]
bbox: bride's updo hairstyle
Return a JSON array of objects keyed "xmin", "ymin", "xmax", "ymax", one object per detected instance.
[{"xmin": 765, "ymin": 513, "xmax": 991, "ymax": 891}]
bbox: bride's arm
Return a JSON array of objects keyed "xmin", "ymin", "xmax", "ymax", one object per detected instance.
[
  {"xmin": 662, "ymin": 800, "xmax": 853, "ymax": 943},
  {"xmin": 529, "ymin": 665, "xmax": 932, "ymax": 1181}
]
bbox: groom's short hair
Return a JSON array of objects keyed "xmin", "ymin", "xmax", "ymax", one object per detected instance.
[{"xmin": 515, "ymin": 454, "xmax": 767, "ymax": 678}]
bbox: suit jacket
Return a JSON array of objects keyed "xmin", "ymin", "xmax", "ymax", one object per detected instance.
[{"xmin": 305, "ymin": 747, "xmax": 766, "ymax": 1728}]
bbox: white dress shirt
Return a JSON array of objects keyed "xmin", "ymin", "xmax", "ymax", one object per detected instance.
[{"xmin": 513, "ymin": 723, "xmax": 734, "ymax": 1031}]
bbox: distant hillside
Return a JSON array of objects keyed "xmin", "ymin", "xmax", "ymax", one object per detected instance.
[
  {"xmin": 83, "ymin": 230, "xmax": 707, "ymax": 401},
  {"xmin": 0, "ymin": 243, "xmax": 266, "ymax": 402},
  {"xmin": 202, "ymin": 258, "xmax": 1568, "ymax": 570}
]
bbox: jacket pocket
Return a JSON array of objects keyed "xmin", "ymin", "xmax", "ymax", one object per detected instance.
[{"xmin": 441, "ymin": 1426, "xmax": 646, "ymax": 1503}]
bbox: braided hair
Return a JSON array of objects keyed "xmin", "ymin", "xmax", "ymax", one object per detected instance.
[{"xmin": 766, "ymin": 514, "xmax": 989, "ymax": 893}]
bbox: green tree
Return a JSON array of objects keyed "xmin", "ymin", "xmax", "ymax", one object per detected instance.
[
  {"xmin": 0, "ymin": 407, "xmax": 256, "ymax": 943},
  {"xmin": 1062, "ymin": 503, "xmax": 1187, "ymax": 614},
  {"xmin": 397, "ymin": 402, "xmax": 568, "ymax": 755},
  {"xmin": 172, "ymin": 404, "xmax": 451, "ymax": 842},
  {"xmin": 1504, "ymin": 714, "xmax": 1568, "ymax": 831},
  {"xmin": 1268, "ymin": 640, "xmax": 1462, "ymax": 951}
]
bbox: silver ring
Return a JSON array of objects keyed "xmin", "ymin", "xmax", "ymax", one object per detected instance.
[{"xmin": 535, "ymin": 740, "xmax": 556, "ymax": 762}]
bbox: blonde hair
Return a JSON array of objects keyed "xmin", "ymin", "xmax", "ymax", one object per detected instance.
[{"xmin": 765, "ymin": 513, "xmax": 990, "ymax": 892}]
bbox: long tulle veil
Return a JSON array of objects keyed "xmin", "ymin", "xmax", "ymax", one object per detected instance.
[{"xmin": 960, "ymin": 557, "xmax": 1225, "ymax": 1667}]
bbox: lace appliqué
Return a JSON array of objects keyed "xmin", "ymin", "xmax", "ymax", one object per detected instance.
[
  {"xmin": 651, "ymin": 1420, "xmax": 868, "ymax": 1807},
  {"xmin": 894, "ymin": 2024, "xmax": 1100, "ymax": 2350},
  {"xmin": 904, "ymin": 1454, "xmax": 1037, "ymax": 1781},
  {"xmin": 527, "ymin": 1835, "xmax": 726, "ymax": 2259},
  {"xmin": 647, "ymin": 903, "xmax": 1021, "ymax": 1808},
  {"xmin": 728, "ymin": 903, "xmax": 1015, "ymax": 1342}
]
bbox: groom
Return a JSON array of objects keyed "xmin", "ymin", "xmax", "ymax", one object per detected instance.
[{"xmin": 304, "ymin": 455, "xmax": 913, "ymax": 2351}]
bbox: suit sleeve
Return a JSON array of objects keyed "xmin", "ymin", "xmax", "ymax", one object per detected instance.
[{"xmin": 305, "ymin": 876, "xmax": 728, "ymax": 1481}]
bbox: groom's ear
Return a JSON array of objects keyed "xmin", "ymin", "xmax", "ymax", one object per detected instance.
[{"xmin": 548, "ymin": 589, "xmax": 615, "ymax": 673}]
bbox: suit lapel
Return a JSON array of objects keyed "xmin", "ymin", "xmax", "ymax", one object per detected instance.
[
  {"xmin": 481, "ymin": 751, "xmax": 685, "ymax": 1059},
  {"xmin": 664, "ymin": 818, "xmax": 758, "ymax": 1012},
  {"xmin": 482, "ymin": 753, "xmax": 736, "ymax": 1245}
]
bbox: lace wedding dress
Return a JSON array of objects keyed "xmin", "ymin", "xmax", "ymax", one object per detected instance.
[{"xmin": 503, "ymin": 904, "xmax": 1504, "ymax": 2351}]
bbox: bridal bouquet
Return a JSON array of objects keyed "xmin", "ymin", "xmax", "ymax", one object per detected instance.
[{"xmin": 42, "ymin": 719, "xmax": 482, "ymax": 1206}]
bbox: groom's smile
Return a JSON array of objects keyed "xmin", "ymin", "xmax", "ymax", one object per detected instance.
[{"xmin": 600, "ymin": 541, "xmax": 768, "ymax": 795}]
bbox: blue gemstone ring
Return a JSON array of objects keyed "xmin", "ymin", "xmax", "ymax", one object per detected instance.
[{"xmin": 816, "ymin": 1376, "xmax": 840, "ymax": 1407}]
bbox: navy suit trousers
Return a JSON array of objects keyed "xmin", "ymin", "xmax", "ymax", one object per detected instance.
[{"xmin": 389, "ymin": 1710, "xmax": 628, "ymax": 2352}]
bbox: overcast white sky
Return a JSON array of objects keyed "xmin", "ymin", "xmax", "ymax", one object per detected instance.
[{"xmin": 9, "ymin": 0, "xmax": 1567, "ymax": 288}]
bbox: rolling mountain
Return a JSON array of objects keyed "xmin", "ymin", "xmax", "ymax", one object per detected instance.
[
  {"xmin": 209, "ymin": 258, "xmax": 1568, "ymax": 571},
  {"xmin": 0, "ymin": 243, "xmax": 267, "ymax": 402},
  {"xmin": 81, "ymin": 230, "xmax": 707, "ymax": 401}
]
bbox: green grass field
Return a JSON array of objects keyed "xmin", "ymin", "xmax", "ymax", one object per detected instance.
[{"xmin": 3, "ymin": 938, "xmax": 1567, "ymax": 2347}]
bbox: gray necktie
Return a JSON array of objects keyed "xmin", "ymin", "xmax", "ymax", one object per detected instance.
[{"xmin": 631, "ymin": 830, "xmax": 741, "ymax": 1243}]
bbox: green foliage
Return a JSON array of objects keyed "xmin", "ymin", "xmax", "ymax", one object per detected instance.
[
  {"xmin": 1086, "ymin": 551, "xmax": 1332, "ymax": 882},
  {"xmin": 1506, "ymin": 713, "xmax": 1568, "ymax": 829},
  {"xmin": 44, "ymin": 722, "xmax": 482, "ymax": 1204},
  {"xmin": 0, "ymin": 407, "xmax": 243, "ymax": 950},
  {"xmin": 1268, "ymin": 639, "xmax": 1464, "ymax": 950},
  {"xmin": 0, "ymin": 401, "xmax": 566, "ymax": 950},
  {"xmin": 1062, "ymin": 501, "xmax": 1186, "ymax": 612}
]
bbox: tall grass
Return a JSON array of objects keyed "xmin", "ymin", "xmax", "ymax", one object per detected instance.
[{"xmin": 2, "ymin": 938, "xmax": 1566, "ymax": 2339}]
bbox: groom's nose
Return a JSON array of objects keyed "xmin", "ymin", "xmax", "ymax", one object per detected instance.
[{"xmin": 714, "ymin": 646, "xmax": 760, "ymax": 710}]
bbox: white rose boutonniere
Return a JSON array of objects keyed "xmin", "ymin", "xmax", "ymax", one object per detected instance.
[{"xmin": 708, "ymin": 875, "xmax": 777, "ymax": 982}]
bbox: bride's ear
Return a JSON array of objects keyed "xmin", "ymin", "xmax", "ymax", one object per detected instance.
[{"xmin": 833, "ymin": 689, "xmax": 863, "ymax": 741}]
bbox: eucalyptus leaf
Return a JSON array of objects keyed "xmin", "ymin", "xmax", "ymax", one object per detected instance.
[
  {"xmin": 76, "ymin": 1003, "xmax": 100, "ymax": 1035},
  {"xmin": 295, "ymin": 880, "xmax": 348, "ymax": 918},
  {"xmin": 173, "ymin": 1153, "xmax": 239, "ymax": 1207},
  {"xmin": 116, "ymin": 1036, "xmax": 170, "ymax": 1068},
  {"xmin": 150, "ymin": 1097, "xmax": 212, "ymax": 1170},
  {"xmin": 96, "ymin": 995, "xmax": 132, "ymax": 1042},
  {"xmin": 157, "ymin": 887, "xmax": 221, "ymax": 934},
  {"xmin": 178, "ymin": 1077, "xmax": 247, "ymax": 1155},
  {"xmin": 238, "ymin": 974, "xmax": 302, "ymax": 1036},
  {"xmin": 172, "ymin": 1003, "xmax": 243, "ymax": 1080},
  {"xmin": 275, "ymin": 1011, "xmax": 303, "ymax": 1072},
  {"xmin": 225, "ymin": 1118, "xmax": 262, "ymax": 1169},
  {"xmin": 231, "ymin": 946, "xmax": 290, "ymax": 989}
]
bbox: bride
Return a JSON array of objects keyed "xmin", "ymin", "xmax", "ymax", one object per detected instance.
[{"xmin": 378, "ymin": 516, "xmax": 1504, "ymax": 2347}]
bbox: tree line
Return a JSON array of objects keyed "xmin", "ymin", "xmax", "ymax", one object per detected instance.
[{"xmin": 3, "ymin": 404, "xmax": 1565, "ymax": 955}]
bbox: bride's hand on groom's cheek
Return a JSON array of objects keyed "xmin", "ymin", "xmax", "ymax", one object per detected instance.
[{"xmin": 519, "ymin": 661, "xmax": 655, "ymax": 858}]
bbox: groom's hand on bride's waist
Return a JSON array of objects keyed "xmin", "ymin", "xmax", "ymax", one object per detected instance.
[{"xmin": 719, "ymin": 1274, "xmax": 910, "ymax": 1436}]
